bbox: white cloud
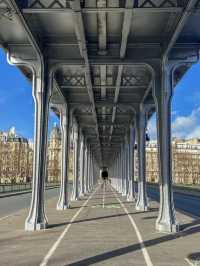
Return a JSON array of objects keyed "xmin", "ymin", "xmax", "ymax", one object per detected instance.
[
  {"xmin": 172, "ymin": 107, "xmax": 200, "ymax": 139},
  {"xmin": 187, "ymin": 126, "xmax": 200, "ymax": 139},
  {"xmin": 147, "ymin": 108, "xmax": 200, "ymax": 140},
  {"xmin": 171, "ymin": 110, "xmax": 178, "ymax": 116}
]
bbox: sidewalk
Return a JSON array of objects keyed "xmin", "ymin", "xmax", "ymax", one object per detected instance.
[{"xmin": 0, "ymin": 184, "xmax": 199, "ymax": 266}]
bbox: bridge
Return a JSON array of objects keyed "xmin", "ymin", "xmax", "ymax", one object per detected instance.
[{"xmin": 0, "ymin": 0, "xmax": 200, "ymax": 265}]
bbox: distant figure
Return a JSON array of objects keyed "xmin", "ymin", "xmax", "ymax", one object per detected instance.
[
  {"xmin": 101, "ymin": 170, "xmax": 108, "ymax": 189},
  {"xmin": 102, "ymin": 170, "xmax": 108, "ymax": 181}
]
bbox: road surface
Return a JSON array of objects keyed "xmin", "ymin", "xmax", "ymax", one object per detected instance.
[
  {"xmin": 0, "ymin": 187, "xmax": 60, "ymax": 219},
  {"xmin": 147, "ymin": 185, "xmax": 200, "ymax": 218},
  {"xmin": 0, "ymin": 183, "xmax": 199, "ymax": 265}
]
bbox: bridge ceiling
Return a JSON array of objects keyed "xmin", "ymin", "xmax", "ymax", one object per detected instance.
[
  {"xmin": 0, "ymin": 0, "xmax": 200, "ymax": 166},
  {"xmin": 178, "ymin": 0, "xmax": 200, "ymax": 43},
  {"xmin": 54, "ymin": 63, "xmax": 151, "ymax": 165}
]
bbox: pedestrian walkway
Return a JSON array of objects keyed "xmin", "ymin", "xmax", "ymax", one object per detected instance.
[{"xmin": 0, "ymin": 183, "xmax": 199, "ymax": 266}]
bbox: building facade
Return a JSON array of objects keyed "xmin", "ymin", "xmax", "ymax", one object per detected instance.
[
  {"xmin": 146, "ymin": 139, "xmax": 200, "ymax": 185},
  {"xmin": 1, "ymin": 126, "xmax": 200, "ymax": 185},
  {"xmin": 0, "ymin": 125, "xmax": 62, "ymax": 184},
  {"xmin": 0, "ymin": 127, "xmax": 31, "ymax": 183},
  {"xmin": 47, "ymin": 123, "xmax": 61, "ymax": 183}
]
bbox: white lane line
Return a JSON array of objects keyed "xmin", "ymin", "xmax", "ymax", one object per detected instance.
[
  {"xmin": 112, "ymin": 187, "xmax": 154, "ymax": 266},
  {"xmin": 185, "ymin": 258, "xmax": 195, "ymax": 266},
  {"xmin": 0, "ymin": 211, "xmax": 20, "ymax": 221},
  {"xmin": 40, "ymin": 186, "xmax": 99, "ymax": 266}
]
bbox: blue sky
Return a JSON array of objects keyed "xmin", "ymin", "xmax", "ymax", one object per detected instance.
[
  {"xmin": 0, "ymin": 47, "xmax": 200, "ymax": 140},
  {"xmin": 0, "ymin": 48, "xmax": 58, "ymax": 140},
  {"xmin": 148, "ymin": 62, "xmax": 200, "ymax": 140}
]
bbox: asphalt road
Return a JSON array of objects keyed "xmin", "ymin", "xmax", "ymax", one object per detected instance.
[
  {"xmin": 0, "ymin": 187, "xmax": 60, "ymax": 219},
  {"xmin": 0, "ymin": 184, "xmax": 199, "ymax": 222},
  {"xmin": 147, "ymin": 186, "xmax": 200, "ymax": 218}
]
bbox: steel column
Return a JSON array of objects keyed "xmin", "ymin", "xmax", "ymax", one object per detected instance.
[
  {"xmin": 127, "ymin": 124, "xmax": 136, "ymax": 202},
  {"xmin": 84, "ymin": 145, "xmax": 88, "ymax": 193},
  {"xmin": 135, "ymin": 106, "xmax": 148, "ymax": 211},
  {"xmin": 57, "ymin": 105, "xmax": 70, "ymax": 210},
  {"xmin": 71, "ymin": 122, "xmax": 79, "ymax": 201},
  {"xmin": 79, "ymin": 135, "xmax": 85, "ymax": 196},
  {"xmin": 120, "ymin": 145, "xmax": 123, "ymax": 194},
  {"xmin": 122, "ymin": 142, "xmax": 127, "ymax": 196},
  {"xmin": 25, "ymin": 65, "xmax": 50, "ymax": 231},
  {"xmin": 153, "ymin": 63, "xmax": 179, "ymax": 233},
  {"xmin": 87, "ymin": 146, "xmax": 91, "ymax": 192}
]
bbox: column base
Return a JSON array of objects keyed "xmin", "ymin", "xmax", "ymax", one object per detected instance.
[
  {"xmin": 56, "ymin": 203, "xmax": 70, "ymax": 210},
  {"xmin": 25, "ymin": 220, "xmax": 48, "ymax": 231},
  {"xmin": 71, "ymin": 196, "xmax": 79, "ymax": 201},
  {"xmin": 136, "ymin": 203, "xmax": 148, "ymax": 211},
  {"xmin": 156, "ymin": 221, "xmax": 179, "ymax": 233},
  {"xmin": 127, "ymin": 196, "xmax": 136, "ymax": 202}
]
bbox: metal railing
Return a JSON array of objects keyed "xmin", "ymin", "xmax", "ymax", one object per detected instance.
[{"xmin": 0, "ymin": 182, "xmax": 59, "ymax": 194}]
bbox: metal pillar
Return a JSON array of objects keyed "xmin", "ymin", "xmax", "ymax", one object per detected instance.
[
  {"xmin": 135, "ymin": 105, "xmax": 148, "ymax": 211},
  {"xmin": 71, "ymin": 122, "xmax": 79, "ymax": 201},
  {"xmin": 79, "ymin": 135, "xmax": 85, "ymax": 196},
  {"xmin": 84, "ymin": 145, "xmax": 88, "ymax": 193},
  {"xmin": 127, "ymin": 124, "xmax": 136, "ymax": 202},
  {"xmin": 116, "ymin": 156, "xmax": 120, "ymax": 192},
  {"xmin": 25, "ymin": 65, "xmax": 50, "ymax": 231},
  {"xmin": 87, "ymin": 147, "xmax": 92, "ymax": 192},
  {"xmin": 120, "ymin": 144, "xmax": 124, "ymax": 194},
  {"xmin": 91, "ymin": 155, "xmax": 94, "ymax": 190},
  {"xmin": 153, "ymin": 63, "xmax": 179, "ymax": 233},
  {"xmin": 122, "ymin": 142, "xmax": 126, "ymax": 196},
  {"xmin": 89, "ymin": 152, "xmax": 92, "ymax": 191},
  {"xmin": 57, "ymin": 105, "xmax": 70, "ymax": 210},
  {"xmin": 123, "ymin": 138, "xmax": 129, "ymax": 197},
  {"xmin": 126, "ymin": 136, "xmax": 130, "ymax": 199}
]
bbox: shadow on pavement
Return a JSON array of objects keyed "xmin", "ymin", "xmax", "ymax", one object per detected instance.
[
  {"xmin": 65, "ymin": 222, "xmax": 200, "ymax": 266},
  {"xmin": 142, "ymin": 216, "xmax": 158, "ymax": 220},
  {"xmin": 48, "ymin": 209, "xmax": 158, "ymax": 229},
  {"xmin": 70, "ymin": 201, "xmax": 136, "ymax": 209}
]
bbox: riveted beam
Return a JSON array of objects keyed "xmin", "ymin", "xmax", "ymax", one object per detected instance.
[
  {"xmin": 70, "ymin": 0, "xmax": 102, "ymax": 165},
  {"xmin": 109, "ymin": 0, "xmax": 134, "ymax": 144},
  {"xmin": 97, "ymin": 0, "xmax": 107, "ymax": 54},
  {"xmin": 163, "ymin": 0, "xmax": 197, "ymax": 58},
  {"xmin": 22, "ymin": 7, "xmax": 183, "ymax": 14}
]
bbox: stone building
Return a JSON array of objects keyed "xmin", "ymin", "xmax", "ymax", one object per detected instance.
[
  {"xmin": 0, "ymin": 127, "xmax": 31, "ymax": 183},
  {"xmin": 1, "ymin": 125, "xmax": 200, "ymax": 185},
  {"xmin": 145, "ymin": 141, "xmax": 158, "ymax": 183},
  {"xmin": 0, "ymin": 125, "xmax": 63, "ymax": 184},
  {"xmin": 47, "ymin": 123, "xmax": 61, "ymax": 183},
  {"xmin": 146, "ymin": 139, "xmax": 200, "ymax": 185}
]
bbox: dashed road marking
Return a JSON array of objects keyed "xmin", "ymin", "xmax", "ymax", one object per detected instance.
[
  {"xmin": 0, "ymin": 211, "xmax": 20, "ymax": 221},
  {"xmin": 185, "ymin": 258, "xmax": 195, "ymax": 266},
  {"xmin": 112, "ymin": 187, "xmax": 154, "ymax": 266},
  {"xmin": 40, "ymin": 186, "xmax": 99, "ymax": 266}
]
